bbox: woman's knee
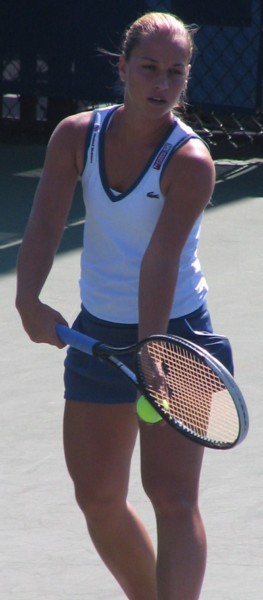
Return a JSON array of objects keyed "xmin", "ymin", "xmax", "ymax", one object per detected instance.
[
  {"xmin": 152, "ymin": 493, "xmax": 200, "ymax": 521},
  {"xmin": 74, "ymin": 481, "xmax": 126, "ymax": 524},
  {"xmin": 142, "ymin": 475, "xmax": 199, "ymax": 519}
]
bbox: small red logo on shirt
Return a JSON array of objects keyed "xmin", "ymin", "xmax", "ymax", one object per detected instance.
[{"xmin": 153, "ymin": 143, "xmax": 173, "ymax": 170}]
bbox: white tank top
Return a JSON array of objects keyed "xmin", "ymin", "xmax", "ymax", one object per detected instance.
[{"xmin": 80, "ymin": 105, "xmax": 208, "ymax": 323}]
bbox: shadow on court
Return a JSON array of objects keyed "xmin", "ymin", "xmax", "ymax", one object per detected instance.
[
  {"xmin": 0, "ymin": 144, "xmax": 84, "ymax": 274},
  {"xmin": 213, "ymin": 158, "xmax": 263, "ymax": 205}
]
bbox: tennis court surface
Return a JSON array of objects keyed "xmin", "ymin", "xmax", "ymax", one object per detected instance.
[{"xmin": 1, "ymin": 145, "xmax": 262, "ymax": 599}]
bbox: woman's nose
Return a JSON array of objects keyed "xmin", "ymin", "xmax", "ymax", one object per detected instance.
[{"xmin": 154, "ymin": 73, "xmax": 169, "ymax": 90}]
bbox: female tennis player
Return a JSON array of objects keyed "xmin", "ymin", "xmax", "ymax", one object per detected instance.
[{"xmin": 16, "ymin": 11, "xmax": 233, "ymax": 600}]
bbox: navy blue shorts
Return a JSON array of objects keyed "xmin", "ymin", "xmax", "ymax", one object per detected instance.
[{"xmin": 64, "ymin": 303, "xmax": 234, "ymax": 404}]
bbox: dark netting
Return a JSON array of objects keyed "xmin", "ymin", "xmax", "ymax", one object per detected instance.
[{"xmin": 0, "ymin": 0, "xmax": 262, "ymax": 152}]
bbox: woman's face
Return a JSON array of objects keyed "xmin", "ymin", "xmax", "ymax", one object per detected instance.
[{"xmin": 119, "ymin": 31, "xmax": 190, "ymax": 119}]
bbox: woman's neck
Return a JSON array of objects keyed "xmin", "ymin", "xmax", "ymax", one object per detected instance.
[{"xmin": 111, "ymin": 104, "xmax": 174, "ymax": 148}]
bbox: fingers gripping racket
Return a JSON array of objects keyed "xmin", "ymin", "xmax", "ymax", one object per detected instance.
[{"xmin": 56, "ymin": 324, "xmax": 249, "ymax": 450}]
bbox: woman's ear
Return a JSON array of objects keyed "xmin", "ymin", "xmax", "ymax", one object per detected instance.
[
  {"xmin": 185, "ymin": 64, "xmax": 191, "ymax": 84},
  {"xmin": 118, "ymin": 55, "xmax": 126, "ymax": 83},
  {"xmin": 183, "ymin": 64, "xmax": 191, "ymax": 91}
]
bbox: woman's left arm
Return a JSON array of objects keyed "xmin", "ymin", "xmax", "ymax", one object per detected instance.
[{"xmin": 138, "ymin": 139, "xmax": 215, "ymax": 340}]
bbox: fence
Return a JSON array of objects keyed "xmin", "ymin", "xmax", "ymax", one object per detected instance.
[{"xmin": 0, "ymin": 0, "xmax": 262, "ymax": 150}]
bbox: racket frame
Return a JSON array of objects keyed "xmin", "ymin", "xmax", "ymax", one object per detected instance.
[
  {"xmin": 56, "ymin": 325, "xmax": 249, "ymax": 450},
  {"xmin": 134, "ymin": 335, "xmax": 249, "ymax": 449}
]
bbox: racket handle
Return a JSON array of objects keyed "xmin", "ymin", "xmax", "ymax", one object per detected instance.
[{"xmin": 56, "ymin": 324, "xmax": 96, "ymax": 356}]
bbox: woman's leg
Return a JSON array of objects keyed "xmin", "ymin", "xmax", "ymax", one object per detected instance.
[
  {"xmin": 140, "ymin": 421, "xmax": 206, "ymax": 600},
  {"xmin": 63, "ymin": 400, "xmax": 157, "ymax": 600}
]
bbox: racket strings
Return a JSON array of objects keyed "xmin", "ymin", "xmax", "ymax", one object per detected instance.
[{"xmin": 139, "ymin": 340, "xmax": 239, "ymax": 444}]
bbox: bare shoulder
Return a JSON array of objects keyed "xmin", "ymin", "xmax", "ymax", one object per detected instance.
[
  {"xmin": 163, "ymin": 137, "xmax": 215, "ymax": 209},
  {"xmin": 46, "ymin": 110, "xmax": 94, "ymax": 175},
  {"xmin": 49, "ymin": 110, "xmax": 93, "ymax": 141},
  {"xmin": 176, "ymin": 136, "xmax": 215, "ymax": 176}
]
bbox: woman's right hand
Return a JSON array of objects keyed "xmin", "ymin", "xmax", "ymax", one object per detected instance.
[{"xmin": 16, "ymin": 298, "xmax": 68, "ymax": 348}]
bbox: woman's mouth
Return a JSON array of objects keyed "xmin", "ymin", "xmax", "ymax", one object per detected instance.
[{"xmin": 148, "ymin": 97, "xmax": 166, "ymax": 105}]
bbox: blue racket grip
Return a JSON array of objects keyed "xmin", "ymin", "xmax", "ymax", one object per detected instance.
[{"xmin": 56, "ymin": 324, "xmax": 97, "ymax": 356}]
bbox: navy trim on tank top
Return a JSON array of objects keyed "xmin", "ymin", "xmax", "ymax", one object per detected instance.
[
  {"xmin": 98, "ymin": 106, "xmax": 177, "ymax": 203},
  {"xmin": 160, "ymin": 134, "xmax": 197, "ymax": 176},
  {"xmin": 81, "ymin": 110, "xmax": 98, "ymax": 175}
]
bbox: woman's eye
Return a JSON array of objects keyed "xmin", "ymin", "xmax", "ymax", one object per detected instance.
[{"xmin": 169, "ymin": 69, "xmax": 184, "ymax": 77}]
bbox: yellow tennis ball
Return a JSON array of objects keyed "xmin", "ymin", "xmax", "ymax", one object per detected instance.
[
  {"xmin": 156, "ymin": 395, "xmax": 170, "ymax": 411},
  {"xmin": 136, "ymin": 395, "xmax": 162, "ymax": 423}
]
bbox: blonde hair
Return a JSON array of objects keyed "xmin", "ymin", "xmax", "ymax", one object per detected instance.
[
  {"xmin": 98, "ymin": 12, "xmax": 196, "ymax": 110},
  {"xmin": 121, "ymin": 12, "xmax": 196, "ymax": 63}
]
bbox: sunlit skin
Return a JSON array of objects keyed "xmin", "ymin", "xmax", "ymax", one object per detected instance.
[
  {"xmin": 103, "ymin": 32, "xmax": 193, "ymax": 193},
  {"xmin": 119, "ymin": 32, "xmax": 191, "ymax": 128},
  {"xmin": 16, "ymin": 15, "xmax": 215, "ymax": 600}
]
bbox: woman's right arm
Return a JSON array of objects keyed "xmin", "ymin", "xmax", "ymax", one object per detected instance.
[{"xmin": 16, "ymin": 114, "xmax": 87, "ymax": 347}]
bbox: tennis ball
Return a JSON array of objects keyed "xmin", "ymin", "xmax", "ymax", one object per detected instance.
[
  {"xmin": 136, "ymin": 395, "xmax": 162, "ymax": 423},
  {"xmin": 156, "ymin": 395, "xmax": 170, "ymax": 411}
]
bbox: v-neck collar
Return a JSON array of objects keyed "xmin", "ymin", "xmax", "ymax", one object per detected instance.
[{"xmin": 99, "ymin": 105, "xmax": 177, "ymax": 202}]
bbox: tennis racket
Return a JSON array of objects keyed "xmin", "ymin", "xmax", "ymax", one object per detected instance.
[{"xmin": 56, "ymin": 324, "xmax": 249, "ymax": 450}]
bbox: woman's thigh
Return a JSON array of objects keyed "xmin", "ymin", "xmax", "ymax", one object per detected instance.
[
  {"xmin": 139, "ymin": 422, "xmax": 204, "ymax": 511},
  {"xmin": 63, "ymin": 400, "xmax": 139, "ymax": 510}
]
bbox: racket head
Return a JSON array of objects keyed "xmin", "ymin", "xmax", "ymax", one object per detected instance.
[{"xmin": 135, "ymin": 335, "xmax": 249, "ymax": 450}]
